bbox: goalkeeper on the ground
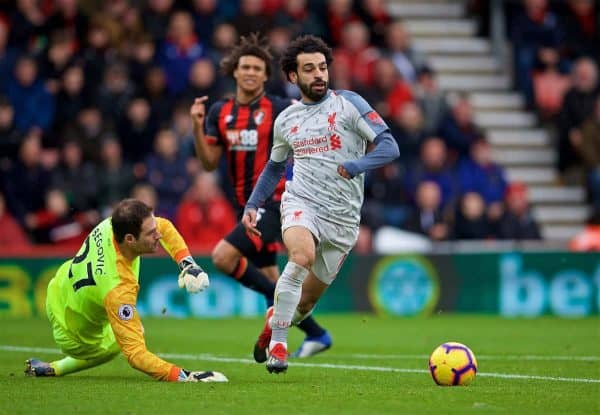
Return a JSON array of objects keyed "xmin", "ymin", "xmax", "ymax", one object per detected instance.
[{"xmin": 25, "ymin": 198, "xmax": 227, "ymax": 383}]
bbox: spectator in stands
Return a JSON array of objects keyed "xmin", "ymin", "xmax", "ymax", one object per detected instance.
[
  {"xmin": 532, "ymin": 47, "xmax": 571, "ymax": 120},
  {"xmin": 127, "ymin": 34, "xmax": 157, "ymax": 82},
  {"xmin": 175, "ymin": 171, "xmax": 236, "ymax": 253},
  {"xmin": 190, "ymin": 0, "xmax": 223, "ymax": 47},
  {"xmin": 142, "ymin": 0, "xmax": 175, "ymax": 43},
  {"xmin": 53, "ymin": 64, "xmax": 88, "ymax": 137},
  {"xmin": 51, "ymin": 139, "xmax": 99, "ymax": 214},
  {"xmin": 569, "ymin": 209, "xmax": 600, "ymax": 251},
  {"xmin": 40, "ymin": 31, "xmax": 78, "ymax": 95},
  {"xmin": 457, "ymin": 137, "xmax": 508, "ymax": 222},
  {"xmin": 333, "ymin": 21, "xmax": 380, "ymax": 88},
  {"xmin": 266, "ymin": 26, "xmax": 296, "ymax": 97},
  {"xmin": 0, "ymin": 191, "xmax": 30, "ymax": 248},
  {"xmin": 438, "ymin": 94, "xmax": 483, "ymax": 163},
  {"xmin": 142, "ymin": 66, "xmax": 173, "ymax": 125},
  {"xmin": 414, "ymin": 65, "xmax": 448, "ymax": 135},
  {"xmin": 2, "ymin": 131, "xmax": 50, "ymax": 227},
  {"xmin": 7, "ymin": 54, "xmax": 55, "ymax": 133},
  {"xmin": 389, "ymin": 101, "xmax": 427, "ymax": 166},
  {"xmin": 64, "ymin": 105, "xmax": 111, "ymax": 164},
  {"xmin": 383, "ymin": 20, "xmax": 428, "ymax": 85},
  {"xmin": 143, "ymin": 128, "xmax": 191, "ymax": 220},
  {"xmin": 171, "ymin": 101, "xmax": 197, "ymax": 159},
  {"xmin": 363, "ymin": 161, "xmax": 407, "ymax": 230},
  {"xmin": 0, "ymin": 95, "xmax": 23, "ymax": 163},
  {"xmin": 130, "ymin": 182, "xmax": 158, "ymax": 210},
  {"xmin": 182, "ymin": 58, "xmax": 221, "ymax": 107},
  {"xmin": 25, "ymin": 188, "xmax": 88, "ymax": 247},
  {"xmin": 273, "ymin": 0, "xmax": 327, "ymax": 39},
  {"xmin": 117, "ymin": 97, "xmax": 157, "ymax": 164},
  {"xmin": 557, "ymin": 57, "xmax": 599, "ymax": 178},
  {"xmin": 158, "ymin": 10, "xmax": 207, "ymax": 96},
  {"xmin": 80, "ymin": 15, "xmax": 114, "ymax": 88},
  {"xmin": 232, "ymin": 0, "xmax": 273, "ymax": 38},
  {"xmin": 579, "ymin": 95, "xmax": 600, "ymax": 208},
  {"xmin": 45, "ymin": 0, "xmax": 89, "ymax": 45},
  {"xmin": 0, "ymin": 16, "xmax": 17, "ymax": 95},
  {"xmin": 357, "ymin": 0, "xmax": 392, "ymax": 48},
  {"xmin": 497, "ymin": 182, "xmax": 542, "ymax": 240},
  {"xmin": 404, "ymin": 180, "xmax": 449, "ymax": 241},
  {"xmin": 358, "ymin": 57, "xmax": 413, "ymax": 120},
  {"xmin": 562, "ymin": 0, "xmax": 600, "ymax": 62},
  {"xmin": 404, "ymin": 137, "xmax": 457, "ymax": 210},
  {"xmin": 97, "ymin": 135, "xmax": 136, "ymax": 217},
  {"xmin": 326, "ymin": 0, "xmax": 362, "ymax": 46},
  {"xmin": 510, "ymin": 0, "xmax": 564, "ymax": 106},
  {"xmin": 96, "ymin": 60, "xmax": 136, "ymax": 124},
  {"xmin": 452, "ymin": 192, "xmax": 493, "ymax": 240},
  {"xmin": 8, "ymin": 0, "xmax": 46, "ymax": 51}
]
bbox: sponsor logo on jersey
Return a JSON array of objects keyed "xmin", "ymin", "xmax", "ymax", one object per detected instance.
[
  {"xmin": 293, "ymin": 210, "xmax": 303, "ymax": 220},
  {"xmin": 289, "ymin": 125, "xmax": 299, "ymax": 135},
  {"xmin": 225, "ymin": 129, "xmax": 258, "ymax": 151},
  {"xmin": 118, "ymin": 304, "xmax": 135, "ymax": 321}
]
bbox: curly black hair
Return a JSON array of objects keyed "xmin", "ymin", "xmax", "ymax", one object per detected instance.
[
  {"xmin": 220, "ymin": 32, "xmax": 272, "ymax": 78},
  {"xmin": 280, "ymin": 35, "xmax": 333, "ymax": 82}
]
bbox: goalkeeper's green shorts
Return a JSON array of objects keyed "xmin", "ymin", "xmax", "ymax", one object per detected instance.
[{"xmin": 46, "ymin": 279, "xmax": 119, "ymax": 361}]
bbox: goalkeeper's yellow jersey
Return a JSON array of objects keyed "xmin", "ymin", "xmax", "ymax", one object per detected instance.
[{"xmin": 47, "ymin": 216, "xmax": 191, "ymax": 381}]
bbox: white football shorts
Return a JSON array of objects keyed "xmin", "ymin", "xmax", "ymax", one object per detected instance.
[{"xmin": 280, "ymin": 192, "xmax": 358, "ymax": 285}]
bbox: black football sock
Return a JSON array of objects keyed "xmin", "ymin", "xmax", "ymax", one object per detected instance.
[
  {"xmin": 230, "ymin": 257, "xmax": 275, "ymax": 302},
  {"xmin": 297, "ymin": 316, "xmax": 326, "ymax": 338}
]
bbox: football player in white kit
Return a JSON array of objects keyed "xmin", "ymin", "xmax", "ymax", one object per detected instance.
[{"xmin": 242, "ymin": 35, "xmax": 400, "ymax": 373}]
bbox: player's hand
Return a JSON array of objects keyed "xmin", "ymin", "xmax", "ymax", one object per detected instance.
[
  {"xmin": 337, "ymin": 165, "xmax": 352, "ymax": 179},
  {"xmin": 177, "ymin": 257, "xmax": 209, "ymax": 294},
  {"xmin": 241, "ymin": 207, "xmax": 262, "ymax": 237},
  {"xmin": 190, "ymin": 96, "xmax": 209, "ymax": 124},
  {"xmin": 178, "ymin": 369, "xmax": 228, "ymax": 383}
]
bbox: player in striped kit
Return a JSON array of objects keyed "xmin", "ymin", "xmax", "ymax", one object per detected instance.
[{"xmin": 242, "ymin": 35, "xmax": 400, "ymax": 373}]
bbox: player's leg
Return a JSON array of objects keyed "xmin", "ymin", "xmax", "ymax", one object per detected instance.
[
  {"xmin": 291, "ymin": 273, "xmax": 332, "ymax": 357},
  {"xmin": 27, "ymin": 312, "xmax": 120, "ymax": 377},
  {"xmin": 292, "ymin": 230, "xmax": 353, "ymax": 358},
  {"xmin": 267, "ymin": 225, "xmax": 316, "ymax": 373},
  {"xmin": 211, "ymin": 235, "xmax": 276, "ymax": 303}
]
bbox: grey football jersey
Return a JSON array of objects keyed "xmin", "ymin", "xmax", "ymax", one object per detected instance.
[{"xmin": 271, "ymin": 89, "xmax": 390, "ymax": 226}]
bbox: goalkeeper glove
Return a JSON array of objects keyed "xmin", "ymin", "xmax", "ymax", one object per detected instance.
[
  {"xmin": 177, "ymin": 256, "xmax": 209, "ymax": 294},
  {"xmin": 178, "ymin": 369, "xmax": 228, "ymax": 383}
]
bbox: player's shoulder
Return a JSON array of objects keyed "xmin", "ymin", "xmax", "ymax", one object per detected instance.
[
  {"xmin": 334, "ymin": 89, "xmax": 373, "ymax": 114},
  {"xmin": 208, "ymin": 97, "xmax": 232, "ymax": 112}
]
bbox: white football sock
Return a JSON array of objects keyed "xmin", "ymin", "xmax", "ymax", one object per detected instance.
[{"xmin": 270, "ymin": 261, "xmax": 309, "ymax": 344}]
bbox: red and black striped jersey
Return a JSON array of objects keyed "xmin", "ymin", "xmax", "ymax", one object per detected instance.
[{"xmin": 205, "ymin": 94, "xmax": 291, "ymax": 209}]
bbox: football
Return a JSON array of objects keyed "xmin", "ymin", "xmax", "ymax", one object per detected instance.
[{"xmin": 429, "ymin": 342, "xmax": 478, "ymax": 386}]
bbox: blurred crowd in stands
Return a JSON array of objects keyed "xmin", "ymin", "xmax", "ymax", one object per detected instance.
[{"xmin": 0, "ymin": 0, "xmax": 597, "ymax": 253}]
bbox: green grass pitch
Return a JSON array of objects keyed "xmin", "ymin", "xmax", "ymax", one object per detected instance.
[{"xmin": 1, "ymin": 315, "xmax": 598, "ymax": 415}]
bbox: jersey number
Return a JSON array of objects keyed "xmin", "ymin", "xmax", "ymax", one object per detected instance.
[{"xmin": 68, "ymin": 236, "xmax": 96, "ymax": 292}]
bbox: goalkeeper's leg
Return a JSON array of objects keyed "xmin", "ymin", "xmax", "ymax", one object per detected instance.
[{"xmin": 40, "ymin": 320, "xmax": 120, "ymax": 376}]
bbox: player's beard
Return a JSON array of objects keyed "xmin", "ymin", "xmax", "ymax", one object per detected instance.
[{"xmin": 298, "ymin": 78, "xmax": 328, "ymax": 102}]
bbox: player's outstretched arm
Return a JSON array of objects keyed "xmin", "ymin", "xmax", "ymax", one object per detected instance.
[
  {"xmin": 190, "ymin": 96, "xmax": 222, "ymax": 171},
  {"xmin": 339, "ymin": 131, "xmax": 400, "ymax": 179}
]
